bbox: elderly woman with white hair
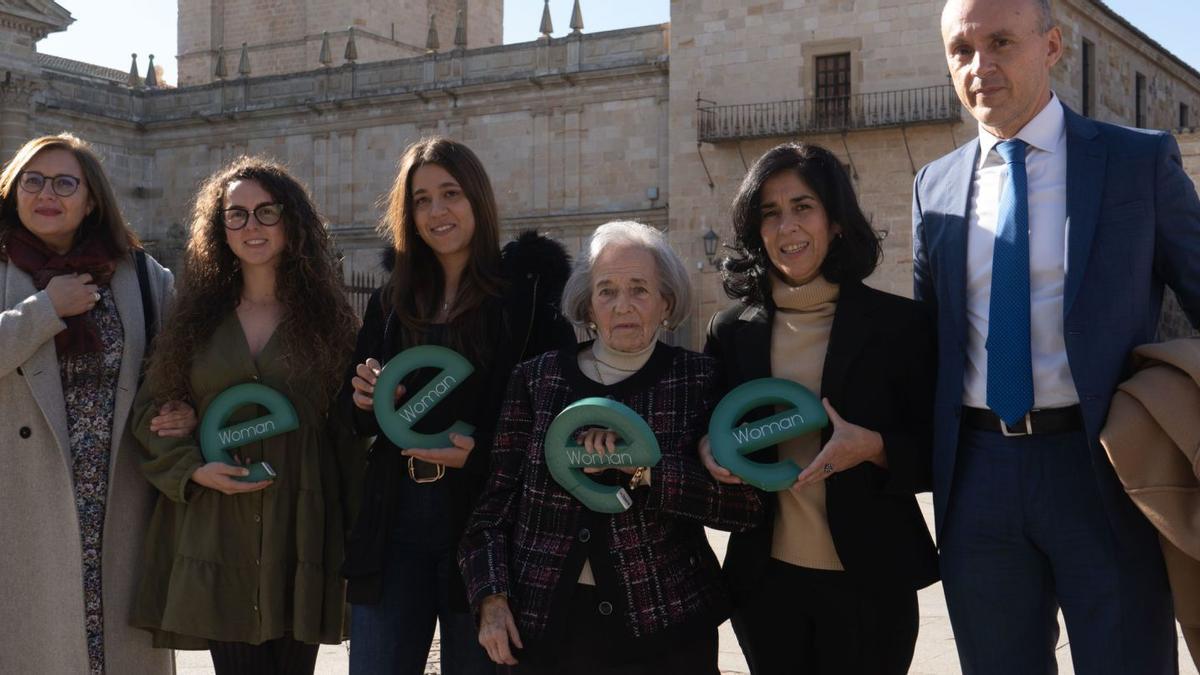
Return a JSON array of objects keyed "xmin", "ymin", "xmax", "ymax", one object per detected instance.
[{"xmin": 459, "ymin": 220, "xmax": 764, "ymax": 674}]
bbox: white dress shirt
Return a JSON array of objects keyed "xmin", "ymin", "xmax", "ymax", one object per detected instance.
[{"xmin": 963, "ymin": 94, "xmax": 1079, "ymax": 409}]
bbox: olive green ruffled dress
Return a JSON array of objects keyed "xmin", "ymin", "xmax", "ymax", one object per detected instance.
[{"xmin": 130, "ymin": 312, "xmax": 353, "ymax": 649}]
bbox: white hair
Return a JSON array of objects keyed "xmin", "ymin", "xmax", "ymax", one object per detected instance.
[{"xmin": 560, "ymin": 220, "xmax": 692, "ymax": 331}]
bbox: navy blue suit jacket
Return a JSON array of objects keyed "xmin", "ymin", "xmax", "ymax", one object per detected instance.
[{"xmin": 912, "ymin": 106, "xmax": 1200, "ymax": 540}]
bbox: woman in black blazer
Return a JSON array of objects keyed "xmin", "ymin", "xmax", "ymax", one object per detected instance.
[{"xmin": 701, "ymin": 143, "xmax": 938, "ymax": 675}]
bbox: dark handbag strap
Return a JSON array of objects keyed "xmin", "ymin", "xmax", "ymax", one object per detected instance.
[{"xmin": 133, "ymin": 249, "xmax": 156, "ymax": 352}]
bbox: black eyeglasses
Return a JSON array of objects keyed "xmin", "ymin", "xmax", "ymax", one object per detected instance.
[
  {"xmin": 223, "ymin": 203, "xmax": 284, "ymax": 230},
  {"xmin": 18, "ymin": 171, "xmax": 81, "ymax": 198}
]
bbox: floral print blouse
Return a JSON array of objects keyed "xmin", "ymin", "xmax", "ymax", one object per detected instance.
[{"xmin": 59, "ymin": 286, "xmax": 124, "ymax": 675}]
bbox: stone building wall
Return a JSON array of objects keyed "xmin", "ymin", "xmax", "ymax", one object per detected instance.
[
  {"xmin": 177, "ymin": 0, "xmax": 501, "ymax": 86},
  {"xmin": 427, "ymin": 0, "xmax": 503, "ymax": 54},
  {"xmin": 1054, "ymin": 0, "xmax": 1200, "ymax": 131},
  {"xmin": 1161, "ymin": 130, "xmax": 1200, "ymax": 339},
  {"xmin": 668, "ymin": 0, "xmax": 967, "ymax": 346},
  {"xmin": 29, "ymin": 26, "xmax": 669, "ymax": 279},
  {"xmin": 668, "ymin": 0, "xmax": 1200, "ymax": 349},
  {"xmin": 8, "ymin": 0, "xmax": 1200, "ymax": 343}
]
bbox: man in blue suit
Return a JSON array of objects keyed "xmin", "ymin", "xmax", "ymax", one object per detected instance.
[{"xmin": 913, "ymin": 0, "xmax": 1200, "ymax": 672}]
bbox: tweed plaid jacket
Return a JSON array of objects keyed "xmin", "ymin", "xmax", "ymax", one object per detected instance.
[{"xmin": 459, "ymin": 342, "xmax": 765, "ymax": 651}]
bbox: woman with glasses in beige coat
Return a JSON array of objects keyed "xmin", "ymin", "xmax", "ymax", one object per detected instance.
[{"xmin": 0, "ymin": 133, "xmax": 190, "ymax": 675}]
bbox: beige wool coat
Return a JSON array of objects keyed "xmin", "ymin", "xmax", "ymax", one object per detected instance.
[
  {"xmin": 1101, "ymin": 338, "xmax": 1200, "ymax": 670},
  {"xmin": 0, "ymin": 255, "xmax": 174, "ymax": 674}
]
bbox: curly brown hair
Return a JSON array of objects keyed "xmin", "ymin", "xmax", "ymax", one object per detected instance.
[{"xmin": 145, "ymin": 156, "xmax": 358, "ymax": 408}]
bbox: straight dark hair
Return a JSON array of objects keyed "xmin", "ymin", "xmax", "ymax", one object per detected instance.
[
  {"xmin": 722, "ymin": 142, "xmax": 880, "ymax": 305},
  {"xmin": 378, "ymin": 138, "xmax": 505, "ymax": 364}
]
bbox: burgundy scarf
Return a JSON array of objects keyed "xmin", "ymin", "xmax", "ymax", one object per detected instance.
[{"xmin": 6, "ymin": 227, "xmax": 119, "ymax": 357}]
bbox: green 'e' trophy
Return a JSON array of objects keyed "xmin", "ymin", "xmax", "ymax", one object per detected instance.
[
  {"xmin": 707, "ymin": 377, "xmax": 828, "ymax": 492},
  {"xmin": 373, "ymin": 345, "xmax": 475, "ymax": 449},
  {"xmin": 544, "ymin": 397, "xmax": 661, "ymax": 514},
  {"xmin": 199, "ymin": 382, "xmax": 300, "ymax": 483}
]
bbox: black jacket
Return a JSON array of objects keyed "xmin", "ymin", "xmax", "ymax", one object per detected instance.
[
  {"xmin": 341, "ymin": 231, "xmax": 575, "ymax": 608},
  {"xmin": 705, "ymin": 280, "xmax": 940, "ymax": 597}
]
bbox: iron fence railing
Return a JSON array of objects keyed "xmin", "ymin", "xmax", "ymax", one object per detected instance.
[
  {"xmin": 696, "ymin": 85, "xmax": 961, "ymax": 142},
  {"xmin": 343, "ymin": 269, "xmax": 383, "ymax": 319}
]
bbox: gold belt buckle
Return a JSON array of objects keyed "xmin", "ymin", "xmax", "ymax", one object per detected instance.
[{"xmin": 408, "ymin": 456, "xmax": 445, "ymax": 483}]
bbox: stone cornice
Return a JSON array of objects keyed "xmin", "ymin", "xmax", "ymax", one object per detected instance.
[
  {"xmin": 35, "ymin": 58, "xmax": 668, "ymax": 134},
  {"xmin": 0, "ymin": 74, "xmax": 38, "ymax": 104},
  {"xmin": 177, "ymin": 26, "xmax": 424, "ymax": 61},
  {"xmin": 0, "ymin": 0, "xmax": 72, "ymax": 39}
]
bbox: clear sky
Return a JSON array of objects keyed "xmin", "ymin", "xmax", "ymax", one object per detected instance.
[{"xmin": 36, "ymin": 1, "xmax": 1198, "ymax": 87}]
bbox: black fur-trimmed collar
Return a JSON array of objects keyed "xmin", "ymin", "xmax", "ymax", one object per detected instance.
[{"xmin": 500, "ymin": 230, "xmax": 571, "ymax": 294}]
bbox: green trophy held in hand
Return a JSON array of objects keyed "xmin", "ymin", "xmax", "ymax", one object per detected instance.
[
  {"xmin": 544, "ymin": 397, "xmax": 662, "ymax": 514},
  {"xmin": 708, "ymin": 377, "xmax": 828, "ymax": 491},
  {"xmin": 373, "ymin": 344, "xmax": 475, "ymax": 449},
  {"xmin": 199, "ymin": 382, "xmax": 301, "ymax": 483}
]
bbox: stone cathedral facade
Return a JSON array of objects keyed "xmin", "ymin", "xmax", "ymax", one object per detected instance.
[{"xmin": 0, "ymin": 0, "xmax": 1197, "ymax": 344}]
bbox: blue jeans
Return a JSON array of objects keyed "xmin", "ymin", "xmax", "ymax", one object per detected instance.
[{"xmin": 349, "ymin": 535, "xmax": 494, "ymax": 675}]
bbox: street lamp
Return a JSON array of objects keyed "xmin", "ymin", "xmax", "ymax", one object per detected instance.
[{"xmin": 702, "ymin": 227, "xmax": 720, "ymax": 267}]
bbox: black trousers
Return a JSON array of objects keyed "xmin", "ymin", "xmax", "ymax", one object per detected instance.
[
  {"xmin": 505, "ymin": 585, "xmax": 719, "ymax": 675},
  {"xmin": 209, "ymin": 636, "xmax": 320, "ymax": 675},
  {"xmin": 731, "ymin": 559, "xmax": 918, "ymax": 675}
]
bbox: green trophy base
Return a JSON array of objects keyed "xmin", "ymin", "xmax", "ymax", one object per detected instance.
[
  {"xmin": 544, "ymin": 397, "xmax": 661, "ymax": 513},
  {"xmin": 708, "ymin": 377, "xmax": 828, "ymax": 492},
  {"xmin": 199, "ymin": 383, "xmax": 299, "ymax": 483},
  {"xmin": 373, "ymin": 345, "xmax": 475, "ymax": 449}
]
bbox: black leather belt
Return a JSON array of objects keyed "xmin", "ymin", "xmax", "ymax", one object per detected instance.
[
  {"xmin": 962, "ymin": 405, "xmax": 1083, "ymax": 436},
  {"xmin": 407, "ymin": 456, "xmax": 445, "ymax": 483}
]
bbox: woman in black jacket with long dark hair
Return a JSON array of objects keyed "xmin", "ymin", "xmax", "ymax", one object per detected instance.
[
  {"xmin": 342, "ymin": 137, "xmax": 573, "ymax": 675},
  {"xmin": 701, "ymin": 142, "xmax": 939, "ymax": 675}
]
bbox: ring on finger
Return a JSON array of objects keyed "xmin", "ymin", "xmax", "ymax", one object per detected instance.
[
  {"xmin": 822, "ymin": 462, "xmax": 835, "ymax": 474},
  {"xmin": 92, "ymin": 291, "xmax": 101, "ymax": 302}
]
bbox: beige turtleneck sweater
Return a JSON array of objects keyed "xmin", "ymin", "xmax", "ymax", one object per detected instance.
[
  {"xmin": 578, "ymin": 335, "xmax": 656, "ymax": 388},
  {"xmin": 574, "ymin": 335, "xmax": 657, "ymax": 585},
  {"xmin": 769, "ymin": 274, "xmax": 844, "ymax": 571}
]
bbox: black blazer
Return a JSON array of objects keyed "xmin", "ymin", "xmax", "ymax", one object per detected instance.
[
  {"xmin": 705, "ymin": 280, "xmax": 939, "ymax": 597},
  {"xmin": 341, "ymin": 232, "xmax": 576, "ymax": 608}
]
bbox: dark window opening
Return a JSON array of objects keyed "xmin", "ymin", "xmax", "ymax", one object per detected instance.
[
  {"xmin": 1081, "ymin": 39, "xmax": 1094, "ymax": 117},
  {"xmin": 1135, "ymin": 72, "xmax": 1147, "ymax": 128},
  {"xmin": 814, "ymin": 53, "xmax": 851, "ymax": 129}
]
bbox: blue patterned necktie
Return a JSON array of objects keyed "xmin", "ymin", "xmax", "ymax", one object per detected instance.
[{"xmin": 987, "ymin": 139, "xmax": 1034, "ymax": 428}]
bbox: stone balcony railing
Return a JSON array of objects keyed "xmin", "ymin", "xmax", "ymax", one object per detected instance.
[
  {"xmin": 696, "ymin": 84, "xmax": 961, "ymax": 142},
  {"xmin": 34, "ymin": 25, "xmax": 669, "ymax": 127}
]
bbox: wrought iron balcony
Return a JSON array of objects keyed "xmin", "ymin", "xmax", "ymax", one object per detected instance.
[{"xmin": 696, "ymin": 85, "xmax": 961, "ymax": 142}]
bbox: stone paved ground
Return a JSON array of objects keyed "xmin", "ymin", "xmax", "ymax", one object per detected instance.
[{"xmin": 177, "ymin": 495, "xmax": 1198, "ymax": 674}]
